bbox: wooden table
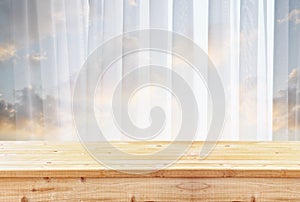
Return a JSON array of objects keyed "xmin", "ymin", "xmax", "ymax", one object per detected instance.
[{"xmin": 0, "ymin": 141, "xmax": 300, "ymax": 201}]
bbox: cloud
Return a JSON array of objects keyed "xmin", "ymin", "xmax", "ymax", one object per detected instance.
[
  {"xmin": 273, "ymin": 68, "xmax": 300, "ymax": 134},
  {"xmin": 15, "ymin": 88, "xmax": 54, "ymax": 125},
  {"xmin": 128, "ymin": 0, "xmax": 137, "ymax": 6},
  {"xmin": 0, "ymin": 87, "xmax": 77, "ymax": 140},
  {"xmin": 26, "ymin": 51, "xmax": 47, "ymax": 64},
  {"xmin": 277, "ymin": 9, "xmax": 300, "ymax": 24},
  {"xmin": 288, "ymin": 68, "xmax": 298, "ymax": 86},
  {"xmin": 0, "ymin": 99, "xmax": 15, "ymax": 128},
  {"xmin": 0, "ymin": 44, "xmax": 17, "ymax": 61},
  {"xmin": 235, "ymin": 68, "xmax": 300, "ymax": 137}
]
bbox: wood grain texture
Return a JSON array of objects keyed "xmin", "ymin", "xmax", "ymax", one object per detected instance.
[
  {"xmin": 0, "ymin": 141, "xmax": 300, "ymax": 201},
  {"xmin": 0, "ymin": 141, "xmax": 300, "ymax": 178},
  {"xmin": 1, "ymin": 177, "xmax": 300, "ymax": 201}
]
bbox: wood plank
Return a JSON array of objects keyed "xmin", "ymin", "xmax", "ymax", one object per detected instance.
[
  {"xmin": 1, "ymin": 177, "xmax": 300, "ymax": 201},
  {"xmin": 0, "ymin": 141, "xmax": 300, "ymax": 201},
  {"xmin": 0, "ymin": 142, "xmax": 299, "ymax": 178}
]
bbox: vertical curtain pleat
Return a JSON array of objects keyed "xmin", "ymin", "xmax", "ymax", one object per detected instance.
[
  {"xmin": 266, "ymin": 0, "xmax": 275, "ymax": 140},
  {"xmin": 13, "ymin": 0, "xmax": 36, "ymax": 140},
  {"xmin": 208, "ymin": 0, "xmax": 232, "ymax": 139},
  {"xmin": 172, "ymin": 0, "xmax": 194, "ymax": 140},
  {"xmin": 239, "ymin": 0, "xmax": 259, "ymax": 140},
  {"xmin": 257, "ymin": 0, "xmax": 269, "ymax": 140},
  {"xmin": 5, "ymin": 1, "xmax": 17, "ymax": 140},
  {"xmin": 229, "ymin": 0, "xmax": 240, "ymax": 140},
  {"xmin": 273, "ymin": 0, "xmax": 290, "ymax": 140},
  {"xmin": 149, "ymin": 0, "xmax": 172, "ymax": 140},
  {"xmin": 85, "ymin": 0, "xmax": 104, "ymax": 140},
  {"xmin": 287, "ymin": 0, "xmax": 300, "ymax": 140},
  {"xmin": 287, "ymin": 1, "xmax": 295, "ymax": 140},
  {"xmin": 1, "ymin": 0, "xmax": 299, "ymax": 141},
  {"xmin": 193, "ymin": 0, "xmax": 208, "ymax": 140},
  {"xmin": 122, "ymin": 0, "xmax": 138, "ymax": 141},
  {"xmin": 296, "ymin": 1, "xmax": 300, "ymax": 140}
]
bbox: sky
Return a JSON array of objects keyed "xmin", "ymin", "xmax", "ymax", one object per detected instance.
[{"xmin": 0, "ymin": 0, "xmax": 299, "ymax": 141}]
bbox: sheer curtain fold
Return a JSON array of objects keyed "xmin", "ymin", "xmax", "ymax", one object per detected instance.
[
  {"xmin": 273, "ymin": 0, "xmax": 300, "ymax": 140},
  {"xmin": 193, "ymin": 0, "xmax": 209, "ymax": 140},
  {"xmin": 0, "ymin": 0, "xmax": 299, "ymax": 141}
]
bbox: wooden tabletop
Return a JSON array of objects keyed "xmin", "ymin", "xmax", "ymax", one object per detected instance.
[{"xmin": 0, "ymin": 141, "xmax": 300, "ymax": 178}]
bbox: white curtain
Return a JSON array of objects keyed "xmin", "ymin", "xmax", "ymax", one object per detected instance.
[{"xmin": 0, "ymin": 0, "xmax": 299, "ymax": 141}]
